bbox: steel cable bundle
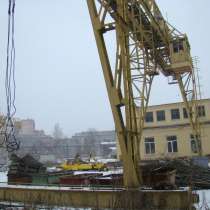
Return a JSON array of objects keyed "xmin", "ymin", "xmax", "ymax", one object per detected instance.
[{"xmin": 0, "ymin": 0, "xmax": 20, "ymax": 152}]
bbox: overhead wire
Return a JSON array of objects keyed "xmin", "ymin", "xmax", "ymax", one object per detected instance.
[{"xmin": 0, "ymin": 0, "xmax": 20, "ymax": 152}]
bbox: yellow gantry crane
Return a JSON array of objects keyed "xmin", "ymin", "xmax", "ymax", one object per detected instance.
[{"xmin": 87, "ymin": 0, "xmax": 202, "ymax": 188}]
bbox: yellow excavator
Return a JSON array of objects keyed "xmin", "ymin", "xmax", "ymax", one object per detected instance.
[{"xmin": 60, "ymin": 154, "xmax": 107, "ymax": 171}]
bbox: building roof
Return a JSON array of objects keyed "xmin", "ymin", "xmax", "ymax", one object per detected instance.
[{"xmin": 145, "ymin": 98, "xmax": 210, "ymax": 110}]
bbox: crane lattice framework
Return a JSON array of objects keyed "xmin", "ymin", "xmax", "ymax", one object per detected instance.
[{"xmin": 87, "ymin": 0, "xmax": 201, "ymax": 188}]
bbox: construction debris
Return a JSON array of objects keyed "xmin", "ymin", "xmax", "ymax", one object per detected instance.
[
  {"xmin": 7, "ymin": 154, "xmax": 210, "ymax": 190},
  {"xmin": 7, "ymin": 154, "xmax": 46, "ymax": 184},
  {"xmin": 166, "ymin": 159, "xmax": 210, "ymax": 189},
  {"xmin": 141, "ymin": 158, "xmax": 210, "ymax": 189},
  {"xmin": 141, "ymin": 163, "xmax": 176, "ymax": 189}
]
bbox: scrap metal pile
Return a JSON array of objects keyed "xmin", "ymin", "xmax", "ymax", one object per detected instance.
[
  {"xmin": 8, "ymin": 154, "xmax": 46, "ymax": 184},
  {"xmin": 7, "ymin": 154, "xmax": 210, "ymax": 190},
  {"xmin": 141, "ymin": 158, "xmax": 210, "ymax": 190},
  {"xmin": 166, "ymin": 159, "xmax": 210, "ymax": 189}
]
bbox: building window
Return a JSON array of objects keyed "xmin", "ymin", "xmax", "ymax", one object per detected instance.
[
  {"xmin": 173, "ymin": 40, "xmax": 184, "ymax": 53},
  {"xmin": 183, "ymin": 107, "xmax": 193, "ymax": 119},
  {"xmin": 145, "ymin": 112, "xmax": 154, "ymax": 123},
  {"xmin": 167, "ymin": 136, "xmax": 178, "ymax": 153},
  {"xmin": 197, "ymin": 106, "xmax": 206, "ymax": 117},
  {"xmin": 190, "ymin": 135, "xmax": 198, "ymax": 153},
  {"xmin": 156, "ymin": 110, "xmax": 165, "ymax": 121},
  {"xmin": 145, "ymin": 137, "xmax": 155, "ymax": 154},
  {"xmin": 183, "ymin": 108, "xmax": 188, "ymax": 119},
  {"xmin": 171, "ymin": 109, "xmax": 180, "ymax": 120}
]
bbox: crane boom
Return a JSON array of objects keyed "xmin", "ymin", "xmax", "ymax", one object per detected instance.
[{"xmin": 87, "ymin": 0, "xmax": 201, "ymax": 188}]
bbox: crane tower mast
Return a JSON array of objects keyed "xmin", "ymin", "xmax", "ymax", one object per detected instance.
[{"xmin": 87, "ymin": 0, "xmax": 201, "ymax": 188}]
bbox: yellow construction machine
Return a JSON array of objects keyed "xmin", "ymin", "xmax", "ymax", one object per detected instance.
[{"xmin": 60, "ymin": 154, "xmax": 107, "ymax": 171}]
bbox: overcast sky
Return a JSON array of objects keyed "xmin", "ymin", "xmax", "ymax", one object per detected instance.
[{"xmin": 0, "ymin": 0, "xmax": 209, "ymax": 137}]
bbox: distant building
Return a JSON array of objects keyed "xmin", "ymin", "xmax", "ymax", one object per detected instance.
[
  {"xmin": 19, "ymin": 119, "xmax": 36, "ymax": 135},
  {"xmin": 0, "ymin": 117, "xmax": 70, "ymax": 163},
  {"xmin": 117, "ymin": 99, "xmax": 210, "ymax": 160},
  {"xmin": 0, "ymin": 116, "xmax": 117, "ymax": 162},
  {"xmin": 13, "ymin": 118, "xmax": 56, "ymax": 160},
  {"xmin": 68, "ymin": 130, "xmax": 116, "ymax": 159},
  {"xmin": 39, "ymin": 154, "xmax": 56, "ymax": 163}
]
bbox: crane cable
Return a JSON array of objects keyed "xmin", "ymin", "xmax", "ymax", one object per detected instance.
[{"xmin": 1, "ymin": 0, "xmax": 20, "ymax": 152}]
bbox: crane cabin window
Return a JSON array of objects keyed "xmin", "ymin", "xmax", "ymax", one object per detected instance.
[
  {"xmin": 108, "ymin": 0, "xmax": 117, "ymax": 12},
  {"xmin": 173, "ymin": 40, "xmax": 184, "ymax": 53}
]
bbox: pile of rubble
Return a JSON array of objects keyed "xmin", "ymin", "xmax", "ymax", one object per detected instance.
[
  {"xmin": 166, "ymin": 159, "xmax": 210, "ymax": 189},
  {"xmin": 8, "ymin": 154, "xmax": 46, "ymax": 184},
  {"xmin": 141, "ymin": 158, "xmax": 210, "ymax": 189}
]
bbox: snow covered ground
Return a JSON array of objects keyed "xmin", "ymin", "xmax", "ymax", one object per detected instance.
[
  {"xmin": 195, "ymin": 190, "xmax": 210, "ymax": 209},
  {"xmin": 0, "ymin": 171, "xmax": 7, "ymax": 183}
]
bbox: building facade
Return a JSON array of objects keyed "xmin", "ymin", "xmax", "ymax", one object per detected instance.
[
  {"xmin": 68, "ymin": 130, "xmax": 116, "ymax": 159},
  {"xmin": 18, "ymin": 119, "xmax": 36, "ymax": 135},
  {"xmin": 117, "ymin": 99, "xmax": 210, "ymax": 160}
]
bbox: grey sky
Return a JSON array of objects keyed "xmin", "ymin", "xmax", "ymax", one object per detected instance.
[{"xmin": 0, "ymin": 1, "xmax": 209, "ymax": 137}]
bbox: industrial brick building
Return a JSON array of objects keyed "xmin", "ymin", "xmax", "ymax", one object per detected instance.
[{"xmin": 117, "ymin": 99, "xmax": 210, "ymax": 160}]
